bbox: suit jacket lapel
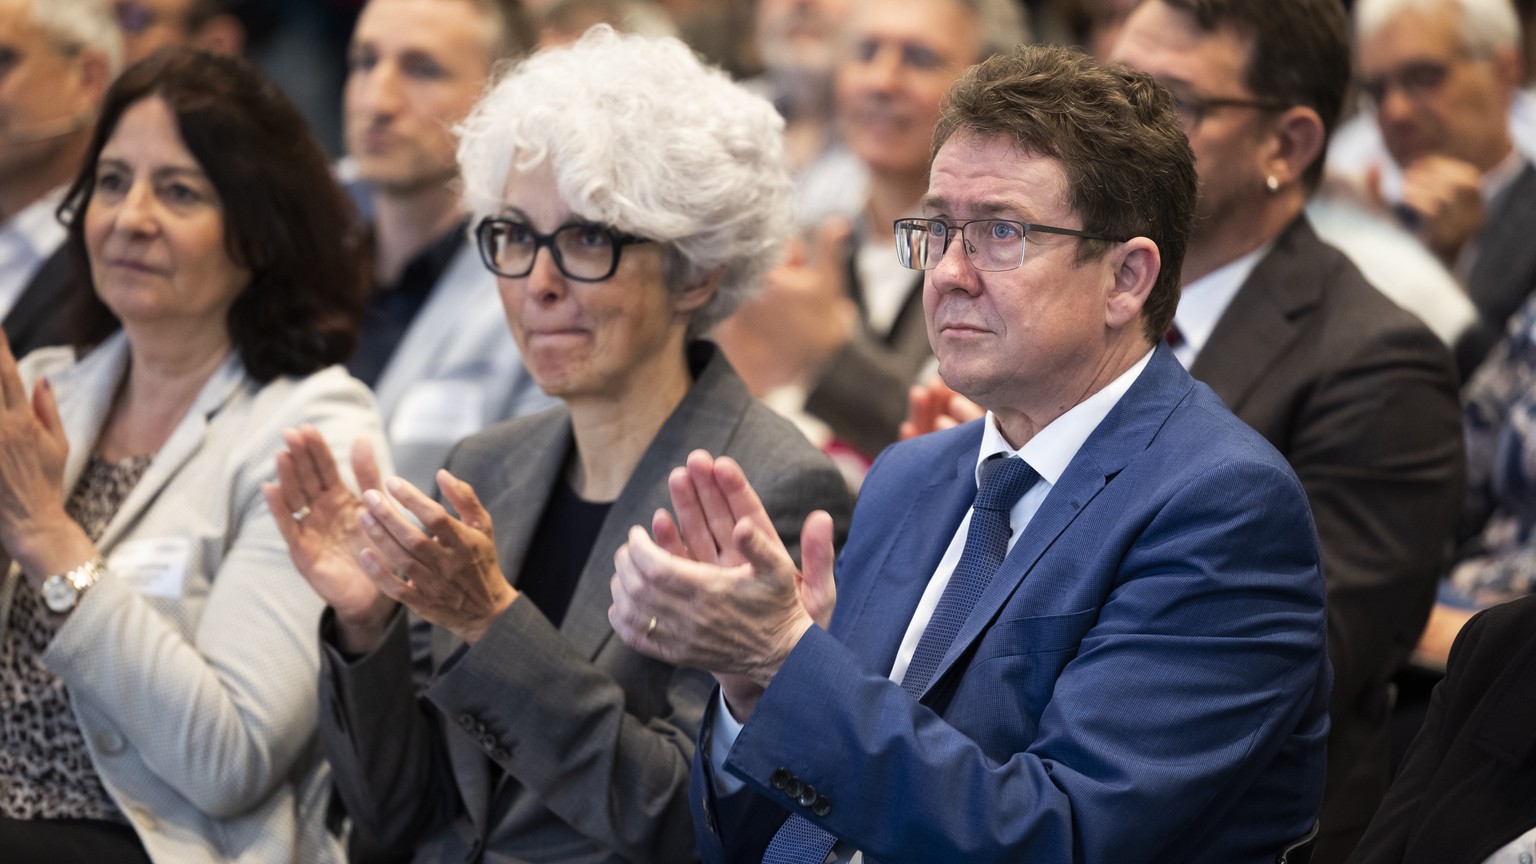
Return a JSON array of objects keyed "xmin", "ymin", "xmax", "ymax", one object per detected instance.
[
  {"xmin": 1189, "ymin": 217, "xmax": 1324, "ymax": 412},
  {"xmin": 95, "ymin": 350, "xmax": 245, "ymax": 551},
  {"xmin": 561, "ymin": 343, "xmax": 751, "ymax": 660},
  {"xmin": 917, "ymin": 346, "xmax": 1195, "ymax": 700},
  {"xmin": 1469, "ymin": 162, "xmax": 1536, "ymax": 322},
  {"xmin": 833, "ymin": 440, "xmax": 976, "ymax": 678}
]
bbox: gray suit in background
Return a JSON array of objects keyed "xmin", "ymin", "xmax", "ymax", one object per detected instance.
[
  {"xmin": 1457, "ymin": 162, "xmax": 1536, "ymax": 377},
  {"xmin": 318, "ymin": 344, "xmax": 852, "ymax": 863}
]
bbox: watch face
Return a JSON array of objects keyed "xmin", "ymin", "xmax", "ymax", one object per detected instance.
[{"xmin": 42, "ymin": 575, "xmax": 78, "ymax": 613}]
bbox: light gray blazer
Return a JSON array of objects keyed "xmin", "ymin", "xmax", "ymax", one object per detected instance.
[
  {"xmin": 319, "ymin": 343, "xmax": 853, "ymax": 863},
  {"xmin": 4, "ymin": 333, "xmax": 385, "ymax": 863},
  {"xmin": 373, "ymin": 239, "xmax": 555, "ymax": 492}
]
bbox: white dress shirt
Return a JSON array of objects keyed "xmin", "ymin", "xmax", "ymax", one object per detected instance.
[
  {"xmin": 1169, "ymin": 243, "xmax": 1271, "ymax": 369},
  {"xmin": 0, "ymin": 186, "xmax": 68, "ymax": 321},
  {"xmin": 709, "ymin": 349, "xmax": 1157, "ymax": 863}
]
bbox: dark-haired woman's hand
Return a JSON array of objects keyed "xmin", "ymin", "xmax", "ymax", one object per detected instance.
[
  {"xmin": 352, "ymin": 470, "xmax": 516, "ymax": 647},
  {"xmin": 264, "ymin": 427, "xmax": 397, "ymax": 654},
  {"xmin": 0, "ymin": 331, "xmax": 96, "ymax": 587}
]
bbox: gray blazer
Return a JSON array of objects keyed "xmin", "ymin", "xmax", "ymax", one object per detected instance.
[
  {"xmin": 3, "ymin": 333, "xmax": 385, "ymax": 863},
  {"xmin": 319, "ymin": 343, "xmax": 853, "ymax": 864},
  {"xmin": 1458, "ymin": 160, "xmax": 1536, "ymax": 377}
]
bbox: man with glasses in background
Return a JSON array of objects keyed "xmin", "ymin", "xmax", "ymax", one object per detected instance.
[
  {"xmin": 1349, "ymin": 0, "xmax": 1536, "ymax": 376},
  {"xmin": 1110, "ymin": 2, "xmax": 1464, "ymax": 861},
  {"xmin": 340, "ymin": 0, "xmax": 552, "ymax": 493},
  {"xmin": 609, "ymin": 43, "xmax": 1331, "ymax": 864},
  {"xmin": 0, "ymin": 0, "xmax": 120, "ymax": 357}
]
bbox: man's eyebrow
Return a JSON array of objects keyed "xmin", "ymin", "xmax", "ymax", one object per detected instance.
[{"xmin": 917, "ymin": 198, "xmax": 1036, "ymax": 220}]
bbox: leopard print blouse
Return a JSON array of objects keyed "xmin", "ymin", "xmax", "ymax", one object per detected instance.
[{"xmin": 1, "ymin": 454, "xmax": 153, "ymax": 821}]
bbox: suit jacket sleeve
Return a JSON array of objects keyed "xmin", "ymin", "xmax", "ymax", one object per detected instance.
[
  {"xmin": 1284, "ymin": 314, "xmax": 1463, "ymax": 747},
  {"xmin": 708, "ymin": 456, "xmax": 1326, "ymax": 863},
  {"xmin": 42, "ymin": 369, "xmax": 385, "ymax": 819},
  {"xmin": 320, "ymin": 396, "xmax": 853, "ymax": 862}
]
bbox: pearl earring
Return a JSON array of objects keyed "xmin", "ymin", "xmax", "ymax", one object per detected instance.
[{"xmin": 1266, "ymin": 175, "xmax": 1280, "ymax": 193}]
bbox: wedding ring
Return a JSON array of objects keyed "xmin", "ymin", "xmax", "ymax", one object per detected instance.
[
  {"xmin": 645, "ymin": 615, "xmax": 658, "ymax": 637},
  {"xmin": 291, "ymin": 505, "xmax": 311, "ymax": 521}
]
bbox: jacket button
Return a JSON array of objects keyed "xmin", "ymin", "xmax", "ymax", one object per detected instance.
[
  {"xmin": 812, "ymin": 795, "xmax": 832, "ymax": 817},
  {"xmin": 770, "ymin": 768, "xmax": 791, "ymax": 790},
  {"xmin": 458, "ymin": 713, "xmax": 475, "ymax": 731},
  {"xmin": 491, "ymin": 748, "xmax": 510, "ymax": 762},
  {"xmin": 95, "ymin": 730, "xmax": 126, "ymax": 756},
  {"xmin": 784, "ymin": 777, "xmax": 802, "ymax": 799},
  {"xmin": 797, "ymin": 784, "xmax": 817, "ymax": 808}
]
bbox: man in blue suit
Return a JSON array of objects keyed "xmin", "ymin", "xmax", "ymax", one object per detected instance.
[{"xmin": 610, "ymin": 44, "xmax": 1331, "ymax": 863}]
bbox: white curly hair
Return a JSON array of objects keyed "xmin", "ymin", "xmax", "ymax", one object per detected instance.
[{"xmin": 457, "ymin": 25, "xmax": 794, "ymax": 337}]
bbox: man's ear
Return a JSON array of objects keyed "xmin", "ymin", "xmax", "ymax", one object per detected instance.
[
  {"xmin": 1260, "ymin": 105, "xmax": 1325, "ymax": 191},
  {"xmin": 71, "ymin": 47, "xmax": 113, "ymax": 116},
  {"xmin": 1105, "ymin": 236, "xmax": 1160, "ymax": 331}
]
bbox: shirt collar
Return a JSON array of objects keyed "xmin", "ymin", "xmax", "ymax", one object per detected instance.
[
  {"xmin": 974, "ymin": 347, "xmax": 1155, "ymax": 487},
  {"xmin": 3, "ymin": 185, "xmax": 69, "ymax": 258},
  {"xmin": 1171, "ymin": 241, "xmax": 1273, "ymax": 367}
]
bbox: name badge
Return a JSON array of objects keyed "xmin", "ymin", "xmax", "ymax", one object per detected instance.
[
  {"xmin": 108, "ymin": 537, "xmax": 191, "ymax": 598},
  {"xmin": 389, "ymin": 381, "xmax": 486, "ymax": 445}
]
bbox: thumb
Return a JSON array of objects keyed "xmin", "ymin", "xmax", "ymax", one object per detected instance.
[{"xmin": 798, "ymin": 510, "xmax": 837, "ymax": 630}]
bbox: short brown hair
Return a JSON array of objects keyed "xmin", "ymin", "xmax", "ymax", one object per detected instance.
[
  {"xmin": 932, "ymin": 44, "xmax": 1196, "ymax": 343},
  {"xmin": 60, "ymin": 48, "xmax": 365, "ymax": 382},
  {"xmin": 1161, "ymin": 0, "xmax": 1352, "ymax": 186}
]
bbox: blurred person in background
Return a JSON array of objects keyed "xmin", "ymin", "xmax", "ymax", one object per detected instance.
[
  {"xmin": 1110, "ymin": 2, "xmax": 1464, "ymax": 859},
  {"xmin": 112, "ymin": 0, "xmax": 245, "ymax": 63},
  {"xmin": 0, "ymin": 48, "xmax": 380, "ymax": 863},
  {"xmin": 1349, "ymin": 0, "xmax": 1536, "ymax": 375},
  {"xmin": 0, "ymin": 0, "xmax": 120, "ymax": 359},
  {"xmin": 272, "ymin": 26, "xmax": 851, "ymax": 863},
  {"xmin": 341, "ymin": 0, "xmax": 554, "ymax": 493},
  {"xmin": 717, "ymin": 0, "xmax": 1027, "ymax": 481}
]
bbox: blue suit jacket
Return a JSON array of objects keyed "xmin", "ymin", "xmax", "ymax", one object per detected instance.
[{"xmin": 693, "ymin": 345, "xmax": 1332, "ymax": 863}]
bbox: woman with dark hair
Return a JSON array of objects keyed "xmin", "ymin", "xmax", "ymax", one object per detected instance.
[{"xmin": 0, "ymin": 49, "xmax": 380, "ymax": 863}]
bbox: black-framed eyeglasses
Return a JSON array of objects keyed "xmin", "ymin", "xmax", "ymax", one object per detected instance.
[
  {"xmin": 475, "ymin": 216, "xmax": 652, "ymax": 283},
  {"xmin": 1169, "ymin": 90, "xmax": 1290, "ymax": 131},
  {"xmin": 894, "ymin": 217, "xmax": 1127, "ymax": 272}
]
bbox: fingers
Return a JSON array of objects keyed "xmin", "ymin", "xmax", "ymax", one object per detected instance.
[
  {"xmin": 668, "ymin": 463, "xmax": 719, "ymax": 562},
  {"xmin": 272, "ymin": 451, "xmax": 312, "ymax": 516},
  {"xmin": 281, "ymin": 429, "xmax": 326, "ymax": 502},
  {"xmin": 351, "ymin": 435, "xmax": 385, "ymax": 494},
  {"xmin": 904, "ymin": 385, "xmax": 934, "ymax": 440},
  {"xmin": 31, "ymin": 378, "xmax": 65, "ymax": 446},
  {"xmin": 709, "ymin": 455, "xmax": 777, "ymax": 539},
  {"xmin": 651, "ymin": 508, "xmax": 688, "ymax": 557},
  {"xmin": 798, "ymin": 510, "xmax": 838, "ymax": 630},
  {"xmin": 261, "ymin": 482, "xmax": 304, "ymax": 550},
  {"xmin": 361, "ymin": 487, "xmax": 440, "ymax": 568},
  {"xmin": 437, "ymin": 469, "xmax": 493, "ymax": 535},
  {"xmin": 0, "ymin": 329, "xmax": 24, "ymax": 409},
  {"xmin": 732, "ymin": 516, "xmax": 794, "ymax": 586}
]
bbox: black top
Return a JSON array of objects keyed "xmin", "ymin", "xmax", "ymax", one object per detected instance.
[
  {"xmin": 516, "ymin": 476, "xmax": 612, "ymax": 629},
  {"xmin": 346, "ymin": 220, "xmax": 467, "ymax": 387}
]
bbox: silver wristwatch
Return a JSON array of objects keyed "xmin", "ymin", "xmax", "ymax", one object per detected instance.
[{"xmin": 41, "ymin": 557, "xmax": 106, "ymax": 614}]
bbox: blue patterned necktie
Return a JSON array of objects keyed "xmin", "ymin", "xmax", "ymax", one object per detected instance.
[{"xmin": 761, "ymin": 455, "xmax": 1041, "ymax": 864}]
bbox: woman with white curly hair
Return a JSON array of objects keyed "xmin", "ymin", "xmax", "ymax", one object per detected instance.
[{"xmin": 265, "ymin": 25, "xmax": 852, "ymax": 864}]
